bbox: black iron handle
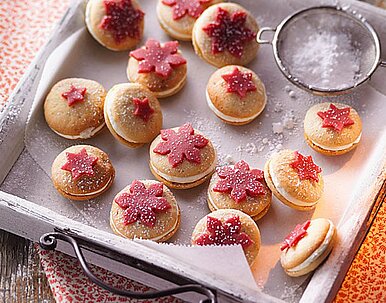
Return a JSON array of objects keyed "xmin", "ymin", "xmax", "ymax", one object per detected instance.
[{"xmin": 39, "ymin": 232, "xmax": 217, "ymax": 303}]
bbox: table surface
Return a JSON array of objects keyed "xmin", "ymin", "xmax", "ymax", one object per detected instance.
[{"xmin": 1, "ymin": 1, "xmax": 386, "ymax": 303}]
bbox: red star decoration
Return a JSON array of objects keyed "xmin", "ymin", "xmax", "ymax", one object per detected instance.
[
  {"xmin": 61, "ymin": 85, "xmax": 87, "ymax": 106},
  {"xmin": 213, "ymin": 160, "xmax": 265, "ymax": 203},
  {"xmin": 221, "ymin": 67, "xmax": 257, "ymax": 98},
  {"xmin": 317, "ymin": 103, "xmax": 355, "ymax": 132},
  {"xmin": 99, "ymin": 0, "xmax": 144, "ymax": 43},
  {"xmin": 195, "ymin": 216, "xmax": 253, "ymax": 248},
  {"xmin": 61, "ymin": 148, "xmax": 98, "ymax": 181},
  {"xmin": 202, "ymin": 7, "xmax": 256, "ymax": 58},
  {"xmin": 115, "ymin": 180, "xmax": 171, "ymax": 228},
  {"xmin": 130, "ymin": 39, "xmax": 187, "ymax": 78},
  {"xmin": 153, "ymin": 123, "xmax": 209, "ymax": 168},
  {"xmin": 133, "ymin": 97, "xmax": 154, "ymax": 122},
  {"xmin": 281, "ymin": 220, "xmax": 311, "ymax": 251},
  {"xmin": 290, "ymin": 151, "xmax": 322, "ymax": 183},
  {"xmin": 162, "ymin": 0, "xmax": 211, "ymax": 20}
]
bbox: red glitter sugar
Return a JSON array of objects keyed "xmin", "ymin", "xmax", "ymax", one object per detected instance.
[
  {"xmin": 221, "ymin": 67, "xmax": 257, "ymax": 98},
  {"xmin": 195, "ymin": 216, "xmax": 253, "ymax": 248},
  {"xmin": 153, "ymin": 123, "xmax": 208, "ymax": 168},
  {"xmin": 115, "ymin": 180, "xmax": 171, "ymax": 228},
  {"xmin": 61, "ymin": 85, "xmax": 87, "ymax": 107},
  {"xmin": 317, "ymin": 103, "xmax": 355, "ymax": 132},
  {"xmin": 202, "ymin": 7, "xmax": 256, "ymax": 58},
  {"xmin": 162, "ymin": 0, "xmax": 211, "ymax": 20},
  {"xmin": 281, "ymin": 220, "xmax": 311, "ymax": 251},
  {"xmin": 290, "ymin": 151, "xmax": 322, "ymax": 182},
  {"xmin": 61, "ymin": 148, "xmax": 98, "ymax": 181},
  {"xmin": 99, "ymin": 0, "xmax": 144, "ymax": 43},
  {"xmin": 130, "ymin": 39, "xmax": 186, "ymax": 78},
  {"xmin": 213, "ymin": 160, "xmax": 265, "ymax": 203},
  {"xmin": 133, "ymin": 97, "xmax": 154, "ymax": 122}
]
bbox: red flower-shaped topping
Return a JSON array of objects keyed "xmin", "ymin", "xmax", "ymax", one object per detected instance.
[
  {"xmin": 115, "ymin": 180, "xmax": 171, "ymax": 227},
  {"xmin": 221, "ymin": 67, "xmax": 257, "ymax": 98},
  {"xmin": 61, "ymin": 85, "xmax": 87, "ymax": 106},
  {"xmin": 162, "ymin": 0, "xmax": 211, "ymax": 20},
  {"xmin": 317, "ymin": 103, "xmax": 355, "ymax": 132},
  {"xmin": 99, "ymin": 0, "xmax": 144, "ymax": 43},
  {"xmin": 290, "ymin": 151, "xmax": 322, "ymax": 182},
  {"xmin": 130, "ymin": 39, "xmax": 187, "ymax": 78},
  {"xmin": 195, "ymin": 216, "xmax": 253, "ymax": 248},
  {"xmin": 133, "ymin": 97, "xmax": 154, "ymax": 122},
  {"xmin": 153, "ymin": 123, "xmax": 208, "ymax": 168},
  {"xmin": 61, "ymin": 148, "xmax": 98, "ymax": 180},
  {"xmin": 202, "ymin": 7, "xmax": 256, "ymax": 58},
  {"xmin": 213, "ymin": 160, "xmax": 265, "ymax": 203},
  {"xmin": 281, "ymin": 220, "xmax": 311, "ymax": 251}
]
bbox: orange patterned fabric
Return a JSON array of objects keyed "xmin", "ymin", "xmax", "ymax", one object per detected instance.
[{"xmin": 0, "ymin": 1, "xmax": 385, "ymax": 302}]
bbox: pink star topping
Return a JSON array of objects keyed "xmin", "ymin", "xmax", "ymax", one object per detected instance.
[
  {"xmin": 213, "ymin": 160, "xmax": 265, "ymax": 203},
  {"xmin": 281, "ymin": 220, "xmax": 311, "ymax": 251},
  {"xmin": 317, "ymin": 103, "xmax": 355, "ymax": 132},
  {"xmin": 162, "ymin": 0, "xmax": 211, "ymax": 20},
  {"xmin": 61, "ymin": 148, "xmax": 98, "ymax": 181},
  {"xmin": 99, "ymin": 0, "xmax": 144, "ymax": 43},
  {"xmin": 115, "ymin": 180, "xmax": 171, "ymax": 228},
  {"xmin": 195, "ymin": 216, "xmax": 253, "ymax": 248},
  {"xmin": 153, "ymin": 123, "xmax": 209, "ymax": 168},
  {"xmin": 61, "ymin": 85, "xmax": 87, "ymax": 106},
  {"xmin": 221, "ymin": 67, "xmax": 257, "ymax": 98},
  {"xmin": 202, "ymin": 7, "xmax": 256, "ymax": 58},
  {"xmin": 130, "ymin": 39, "xmax": 187, "ymax": 78},
  {"xmin": 133, "ymin": 97, "xmax": 154, "ymax": 122},
  {"xmin": 290, "ymin": 151, "xmax": 322, "ymax": 183}
]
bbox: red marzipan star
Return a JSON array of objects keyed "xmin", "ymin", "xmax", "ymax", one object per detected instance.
[
  {"xmin": 130, "ymin": 39, "xmax": 187, "ymax": 78},
  {"xmin": 317, "ymin": 103, "xmax": 355, "ymax": 132},
  {"xmin": 195, "ymin": 216, "xmax": 253, "ymax": 248},
  {"xmin": 115, "ymin": 180, "xmax": 171, "ymax": 228},
  {"xmin": 162, "ymin": 0, "xmax": 211, "ymax": 20},
  {"xmin": 153, "ymin": 123, "xmax": 208, "ymax": 168},
  {"xmin": 61, "ymin": 148, "xmax": 98, "ymax": 181},
  {"xmin": 99, "ymin": 0, "xmax": 144, "ymax": 43},
  {"xmin": 133, "ymin": 97, "xmax": 154, "ymax": 122},
  {"xmin": 281, "ymin": 220, "xmax": 311, "ymax": 251},
  {"xmin": 61, "ymin": 85, "xmax": 87, "ymax": 106},
  {"xmin": 290, "ymin": 151, "xmax": 322, "ymax": 182},
  {"xmin": 213, "ymin": 160, "xmax": 265, "ymax": 203},
  {"xmin": 202, "ymin": 7, "xmax": 256, "ymax": 58},
  {"xmin": 221, "ymin": 67, "xmax": 257, "ymax": 98}
]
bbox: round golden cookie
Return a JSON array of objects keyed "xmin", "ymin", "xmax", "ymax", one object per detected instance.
[
  {"xmin": 156, "ymin": 0, "xmax": 223, "ymax": 41},
  {"xmin": 44, "ymin": 78, "xmax": 106, "ymax": 140},
  {"xmin": 110, "ymin": 180, "xmax": 180, "ymax": 241},
  {"xmin": 207, "ymin": 160, "xmax": 271, "ymax": 220},
  {"xmin": 304, "ymin": 102, "xmax": 362, "ymax": 156},
  {"xmin": 149, "ymin": 123, "xmax": 217, "ymax": 189},
  {"xmin": 206, "ymin": 65, "xmax": 267, "ymax": 125},
  {"xmin": 127, "ymin": 39, "xmax": 187, "ymax": 98},
  {"xmin": 280, "ymin": 218, "xmax": 336, "ymax": 277},
  {"xmin": 191, "ymin": 209, "xmax": 261, "ymax": 266},
  {"xmin": 192, "ymin": 3, "xmax": 259, "ymax": 67},
  {"xmin": 104, "ymin": 83, "xmax": 163, "ymax": 148},
  {"xmin": 51, "ymin": 145, "xmax": 115, "ymax": 201},
  {"xmin": 85, "ymin": 0, "xmax": 144, "ymax": 51},
  {"xmin": 264, "ymin": 149, "xmax": 324, "ymax": 211}
]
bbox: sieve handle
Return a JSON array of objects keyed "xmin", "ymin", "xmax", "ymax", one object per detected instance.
[
  {"xmin": 256, "ymin": 27, "xmax": 276, "ymax": 44},
  {"xmin": 380, "ymin": 60, "xmax": 386, "ymax": 68}
]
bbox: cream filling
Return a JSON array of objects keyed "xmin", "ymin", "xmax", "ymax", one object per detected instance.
[
  {"xmin": 206, "ymin": 90, "xmax": 265, "ymax": 123},
  {"xmin": 69, "ymin": 176, "xmax": 112, "ymax": 197},
  {"xmin": 156, "ymin": 3, "xmax": 191, "ymax": 40},
  {"xmin": 269, "ymin": 161, "xmax": 318, "ymax": 207},
  {"xmin": 311, "ymin": 133, "xmax": 362, "ymax": 151},
  {"xmin": 53, "ymin": 123, "xmax": 105, "ymax": 140},
  {"xmin": 151, "ymin": 156, "xmax": 217, "ymax": 184},
  {"xmin": 287, "ymin": 220, "xmax": 335, "ymax": 273}
]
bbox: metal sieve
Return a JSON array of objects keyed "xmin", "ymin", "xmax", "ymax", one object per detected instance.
[{"xmin": 256, "ymin": 5, "xmax": 386, "ymax": 95}]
